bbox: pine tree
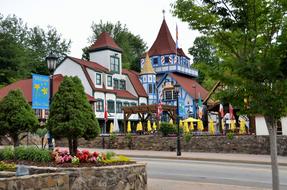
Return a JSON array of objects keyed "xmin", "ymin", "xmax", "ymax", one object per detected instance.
[
  {"xmin": 0, "ymin": 90, "xmax": 39, "ymax": 147},
  {"xmin": 47, "ymin": 76, "xmax": 100, "ymax": 156}
]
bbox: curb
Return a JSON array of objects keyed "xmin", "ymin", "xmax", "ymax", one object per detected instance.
[{"xmin": 123, "ymin": 154, "xmax": 287, "ymax": 166}]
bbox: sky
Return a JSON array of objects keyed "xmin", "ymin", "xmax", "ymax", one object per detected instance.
[{"xmin": 1, "ymin": 0, "xmax": 200, "ymax": 59}]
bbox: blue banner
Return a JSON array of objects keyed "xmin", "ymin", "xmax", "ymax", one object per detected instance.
[
  {"xmin": 32, "ymin": 74, "xmax": 50, "ymax": 109},
  {"xmin": 179, "ymin": 98, "xmax": 185, "ymax": 117}
]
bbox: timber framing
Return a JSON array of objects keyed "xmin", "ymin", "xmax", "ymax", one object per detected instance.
[{"xmin": 122, "ymin": 104, "xmax": 177, "ymax": 133}]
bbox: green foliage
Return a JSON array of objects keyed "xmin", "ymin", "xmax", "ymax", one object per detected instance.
[
  {"xmin": 0, "ymin": 161, "xmax": 16, "ymax": 172},
  {"xmin": 106, "ymin": 151, "xmax": 116, "ymax": 160},
  {"xmin": 14, "ymin": 146, "xmax": 51, "ymax": 162},
  {"xmin": 35, "ymin": 128, "xmax": 48, "ymax": 138},
  {"xmin": 71, "ymin": 156, "xmax": 80, "ymax": 165},
  {"xmin": 0, "ymin": 14, "xmax": 71, "ymax": 86},
  {"xmin": 0, "ymin": 147, "xmax": 15, "ymax": 160},
  {"xmin": 83, "ymin": 20, "xmax": 147, "ymax": 72},
  {"xmin": 227, "ymin": 132, "xmax": 234, "ymax": 140},
  {"xmin": 184, "ymin": 133, "xmax": 192, "ymax": 143},
  {"xmin": 172, "ymin": 0, "xmax": 287, "ymax": 120},
  {"xmin": 0, "ymin": 90, "xmax": 39, "ymax": 147},
  {"xmin": 188, "ymin": 36, "xmax": 220, "ymax": 89},
  {"xmin": 109, "ymin": 133, "xmax": 116, "ymax": 142},
  {"xmin": 47, "ymin": 76, "xmax": 100, "ymax": 155},
  {"xmin": 101, "ymin": 155, "xmax": 131, "ymax": 164},
  {"xmin": 159, "ymin": 122, "xmax": 177, "ymax": 137}
]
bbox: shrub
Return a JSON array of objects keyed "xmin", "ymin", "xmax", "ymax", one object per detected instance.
[
  {"xmin": 109, "ymin": 133, "xmax": 116, "ymax": 142},
  {"xmin": 106, "ymin": 151, "xmax": 116, "ymax": 160},
  {"xmin": 0, "ymin": 147, "xmax": 15, "ymax": 160},
  {"xmin": 71, "ymin": 156, "xmax": 80, "ymax": 165},
  {"xmin": 101, "ymin": 155, "xmax": 131, "ymax": 164},
  {"xmin": 184, "ymin": 133, "xmax": 192, "ymax": 143},
  {"xmin": 227, "ymin": 132, "xmax": 235, "ymax": 140},
  {"xmin": 0, "ymin": 161, "xmax": 16, "ymax": 171},
  {"xmin": 159, "ymin": 122, "xmax": 179, "ymax": 136}
]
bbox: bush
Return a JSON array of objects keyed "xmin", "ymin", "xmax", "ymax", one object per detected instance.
[
  {"xmin": 109, "ymin": 133, "xmax": 116, "ymax": 142},
  {"xmin": 106, "ymin": 151, "xmax": 116, "ymax": 160},
  {"xmin": 0, "ymin": 147, "xmax": 15, "ymax": 160},
  {"xmin": 159, "ymin": 122, "xmax": 181, "ymax": 137},
  {"xmin": 227, "ymin": 132, "xmax": 235, "ymax": 140},
  {"xmin": 0, "ymin": 161, "xmax": 16, "ymax": 171},
  {"xmin": 184, "ymin": 133, "xmax": 192, "ymax": 143}
]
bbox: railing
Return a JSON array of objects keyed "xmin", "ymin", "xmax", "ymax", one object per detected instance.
[{"xmin": 154, "ymin": 64, "xmax": 198, "ymax": 77}]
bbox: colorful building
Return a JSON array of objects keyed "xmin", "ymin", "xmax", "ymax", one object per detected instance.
[{"xmin": 140, "ymin": 18, "xmax": 208, "ymax": 119}]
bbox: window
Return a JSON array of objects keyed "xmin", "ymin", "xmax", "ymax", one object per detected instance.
[
  {"xmin": 123, "ymin": 102, "xmax": 129, "ymax": 107},
  {"xmin": 164, "ymin": 57, "xmax": 169, "ymax": 64},
  {"xmin": 110, "ymin": 56, "xmax": 120, "ymax": 73},
  {"xmin": 148, "ymin": 84, "xmax": 153, "ymax": 94},
  {"xmin": 96, "ymin": 73, "xmax": 101, "ymax": 85},
  {"xmin": 164, "ymin": 90, "xmax": 173, "ymax": 100},
  {"xmin": 153, "ymin": 58, "xmax": 158, "ymax": 65},
  {"xmin": 140, "ymin": 103, "xmax": 146, "ymax": 105},
  {"xmin": 116, "ymin": 101, "xmax": 122, "ymax": 113},
  {"xmin": 107, "ymin": 75, "xmax": 112, "ymax": 87},
  {"xmin": 120, "ymin": 80, "xmax": 126, "ymax": 90},
  {"xmin": 96, "ymin": 99, "xmax": 104, "ymax": 112},
  {"xmin": 130, "ymin": 102, "xmax": 136, "ymax": 106},
  {"xmin": 114, "ymin": 79, "xmax": 119, "ymax": 89},
  {"xmin": 107, "ymin": 100, "xmax": 115, "ymax": 113}
]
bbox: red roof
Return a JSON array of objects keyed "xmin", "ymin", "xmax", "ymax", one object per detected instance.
[
  {"xmin": 89, "ymin": 32, "xmax": 122, "ymax": 53},
  {"xmin": 169, "ymin": 73, "xmax": 208, "ymax": 100},
  {"xmin": 68, "ymin": 56, "xmax": 109, "ymax": 73},
  {"xmin": 0, "ymin": 74, "xmax": 96, "ymax": 103},
  {"xmin": 122, "ymin": 69, "xmax": 148, "ymax": 97},
  {"xmin": 148, "ymin": 19, "xmax": 188, "ymax": 58},
  {"xmin": 114, "ymin": 89, "xmax": 138, "ymax": 100}
]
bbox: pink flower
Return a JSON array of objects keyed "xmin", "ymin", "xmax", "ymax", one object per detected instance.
[
  {"xmin": 89, "ymin": 156, "xmax": 97, "ymax": 163},
  {"xmin": 55, "ymin": 156, "xmax": 64, "ymax": 164}
]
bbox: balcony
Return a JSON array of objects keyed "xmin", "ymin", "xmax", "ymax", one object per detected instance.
[{"xmin": 154, "ymin": 64, "xmax": 198, "ymax": 77}]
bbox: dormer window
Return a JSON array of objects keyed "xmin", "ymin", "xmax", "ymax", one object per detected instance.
[
  {"xmin": 120, "ymin": 80, "xmax": 126, "ymax": 90},
  {"xmin": 96, "ymin": 73, "xmax": 101, "ymax": 85},
  {"xmin": 110, "ymin": 56, "xmax": 120, "ymax": 73}
]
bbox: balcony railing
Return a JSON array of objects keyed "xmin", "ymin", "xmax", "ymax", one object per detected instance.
[{"xmin": 154, "ymin": 64, "xmax": 198, "ymax": 77}]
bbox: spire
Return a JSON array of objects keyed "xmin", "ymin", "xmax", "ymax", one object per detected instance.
[
  {"xmin": 162, "ymin": 9, "xmax": 165, "ymax": 20},
  {"xmin": 148, "ymin": 19, "xmax": 176, "ymax": 56},
  {"xmin": 140, "ymin": 53, "xmax": 155, "ymax": 75},
  {"xmin": 88, "ymin": 32, "xmax": 122, "ymax": 53}
]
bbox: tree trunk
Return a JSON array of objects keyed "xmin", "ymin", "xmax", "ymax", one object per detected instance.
[
  {"xmin": 72, "ymin": 138, "xmax": 78, "ymax": 156},
  {"xmin": 265, "ymin": 116, "xmax": 280, "ymax": 190},
  {"xmin": 68, "ymin": 138, "xmax": 73, "ymax": 156},
  {"xmin": 11, "ymin": 134, "xmax": 20, "ymax": 147}
]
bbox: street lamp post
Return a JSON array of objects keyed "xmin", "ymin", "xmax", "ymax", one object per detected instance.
[
  {"xmin": 192, "ymin": 84, "xmax": 197, "ymax": 118},
  {"xmin": 174, "ymin": 82, "xmax": 181, "ymax": 156},
  {"xmin": 46, "ymin": 53, "xmax": 58, "ymax": 150}
]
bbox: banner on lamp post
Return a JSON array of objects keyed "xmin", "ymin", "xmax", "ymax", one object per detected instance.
[
  {"xmin": 32, "ymin": 74, "xmax": 50, "ymax": 109},
  {"xmin": 179, "ymin": 98, "xmax": 185, "ymax": 117}
]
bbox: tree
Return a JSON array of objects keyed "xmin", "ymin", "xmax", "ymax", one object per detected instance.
[
  {"xmin": 0, "ymin": 90, "xmax": 39, "ymax": 147},
  {"xmin": 47, "ymin": 76, "xmax": 100, "ymax": 156},
  {"xmin": 172, "ymin": 1, "xmax": 287, "ymax": 189},
  {"xmin": 189, "ymin": 36, "xmax": 220, "ymax": 89},
  {"xmin": 83, "ymin": 20, "xmax": 147, "ymax": 72},
  {"xmin": 0, "ymin": 14, "xmax": 71, "ymax": 86}
]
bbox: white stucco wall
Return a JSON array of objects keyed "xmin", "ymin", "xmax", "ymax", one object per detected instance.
[
  {"xmin": 54, "ymin": 59, "xmax": 93, "ymax": 96},
  {"xmin": 89, "ymin": 50, "xmax": 122, "ymax": 74},
  {"xmin": 255, "ymin": 116, "xmax": 269, "ymax": 135},
  {"xmin": 281, "ymin": 117, "xmax": 287, "ymax": 136}
]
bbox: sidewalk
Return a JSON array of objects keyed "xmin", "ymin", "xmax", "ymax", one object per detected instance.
[{"xmin": 81, "ymin": 148, "xmax": 287, "ymax": 166}]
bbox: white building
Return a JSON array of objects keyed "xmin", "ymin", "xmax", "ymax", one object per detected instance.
[{"xmin": 54, "ymin": 32, "xmax": 148, "ymax": 132}]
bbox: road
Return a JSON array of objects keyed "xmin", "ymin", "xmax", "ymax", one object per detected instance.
[{"xmin": 134, "ymin": 157, "xmax": 287, "ymax": 190}]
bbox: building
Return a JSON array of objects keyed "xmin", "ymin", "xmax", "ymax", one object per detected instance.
[
  {"xmin": 54, "ymin": 32, "xmax": 148, "ymax": 132},
  {"xmin": 139, "ymin": 18, "xmax": 208, "ymax": 119}
]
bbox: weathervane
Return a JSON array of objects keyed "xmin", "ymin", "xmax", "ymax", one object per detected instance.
[{"xmin": 162, "ymin": 9, "xmax": 165, "ymax": 19}]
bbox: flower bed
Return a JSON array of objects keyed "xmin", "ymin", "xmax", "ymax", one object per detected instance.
[{"xmin": 0, "ymin": 146, "xmax": 134, "ymax": 167}]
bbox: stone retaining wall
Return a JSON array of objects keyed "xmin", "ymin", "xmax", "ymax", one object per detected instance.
[
  {"xmin": 56, "ymin": 135, "xmax": 287, "ymax": 156},
  {"xmin": 25, "ymin": 163, "xmax": 147, "ymax": 190},
  {"xmin": 0, "ymin": 172, "xmax": 69, "ymax": 190}
]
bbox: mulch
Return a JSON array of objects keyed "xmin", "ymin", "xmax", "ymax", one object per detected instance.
[{"xmin": 2, "ymin": 160, "xmax": 136, "ymax": 168}]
